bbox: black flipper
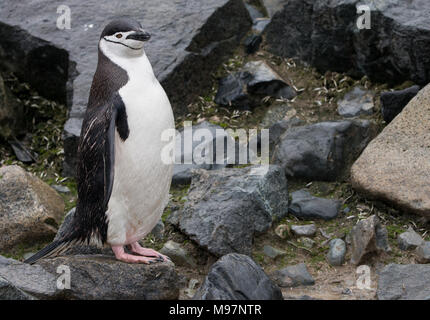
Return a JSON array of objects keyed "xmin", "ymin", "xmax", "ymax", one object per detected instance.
[{"xmin": 24, "ymin": 93, "xmax": 129, "ymax": 264}]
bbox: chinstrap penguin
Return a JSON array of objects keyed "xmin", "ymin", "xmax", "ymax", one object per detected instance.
[{"xmin": 25, "ymin": 18, "xmax": 175, "ymax": 264}]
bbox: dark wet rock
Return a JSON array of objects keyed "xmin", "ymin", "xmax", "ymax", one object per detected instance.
[
  {"xmin": 150, "ymin": 219, "xmax": 165, "ymax": 241},
  {"xmin": 380, "ymin": 85, "xmax": 420, "ymax": 123},
  {"xmin": 377, "ymin": 264, "xmax": 430, "ymax": 300},
  {"xmin": 0, "ymin": 74, "xmax": 24, "ymax": 139},
  {"xmin": 270, "ymin": 263, "xmax": 315, "ymax": 288},
  {"xmin": 263, "ymin": 245, "xmax": 286, "ymax": 259},
  {"xmin": 337, "ymin": 87, "xmax": 374, "ymax": 118},
  {"xmin": 273, "ymin": 120, "xmax": 376, "ymax": 181},
  {"xmin": 168, "ymin": 166, "xmax": 288, "ymax": 257},
  {"xmin": 160, "ymin": 240, "xmax": 197, "ymax": 268},
  {"xmin": 36, "ymin": 255, "xmax": 179, "ymax": 300},
  {"xmin": 264, "ymin": 0, "xmax": 430, "ymax": 86},
  {"xmin": 327, "ymin": 239, "xmax": 346, "ymax": 266},
  {"xmin": 215, "ymin": 61, "xmax": 296, "ymax": 109},
  {"xmin": 291, "ymin": 224, "xmax": 317, "ymax": 237},
  {"xmin": 0, "ymin": 255, "xmax": 62, "ymax": 300},
  {"xmin": 172, "ymin": 121, "xmax": 230, "ymax": 186},
  {"xmin": 416, "ymin": 242, "xmax": 430, "ymax": 264},
  {"xmin": 0, "ymin": 0, "xmax": 252, "ymax": 177},
  {"xmin": 289, "ymin": 190, "xmax": 341, "ymax": 221},
  {"xmin": 194, "ymin": 253, "xmax": 283, "ymax": 300},
  {"xmin": 350, "ymin": 215, "xmax": 390, "ymax": 265},
  {"xmin": 0, "ymin": 165, "xmax": 64, "ymax": 252},
  {"xmin": 397, "ymin": 227, "xmax": 424, "ymax": 251},
  {"xmin": 8, "ymin": 140, "xmax": 36, "ymax": 164}
]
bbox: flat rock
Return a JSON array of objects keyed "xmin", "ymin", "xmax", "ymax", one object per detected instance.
[
  {"xmin": 416, "ymin": 242, "xmax": 430, "ymax": 264},
  {"xmin": 215, "ymin": 60, "xmax": 296, "ymax": 109},
  {"xmin": 0, "ymin": 0, "xmax": 252, "ymax": 176},
  {"xmin": 337, "ymin": 87, "xmax": 374, "ymax": 118},
  {"xmin": 291, "ymin": 224, "xmax": 317, "ymax": 237},
  {"xmin": 273, "ymin": 120, "xmax": 376, "ymax": 181},
  {"xmin": 0, "ymin": 165, "xmax": 64, "ymax": 251},
  {"xmin": 289, "ymin": 190, "xmax": 341, "ymax": 221},
  {"xmin": 0, "ymin": 255, "xmax": 62, "ymax": 300},
  {"xmin": 351, "ymin": 84, "xmax": 430, "ymax": 218},
  {"xmin": 37, "ymin": 255, "xmax": 179, "ymax": 300},
  {"xmin": 327, "ymin": 239, "xmax": 346, "ymax": 266},
  {"xmin": 397, "ymin": 227, "xmax": 424, "ymax": 251},
  {"xmin": 350, "ymin": 215, "xmax": 390, "ymax": 265},
  {"xmin": 377, "ymin": 264, "xmax": 430, "ymax": 300},
  {"xmin": 264, "ymin": 0, "xmax": 430, "ymax": 86},
  {"xmin": 270, "ymin": 263, "xmax": 315, "ymax": 288},
  {"xmin": 263, "ymin": 245, "xmax": 286, "ymax": 259},
  {"xmin": 380, "ymin": 85, "xmax": 420, "ymax": 124},
  {"xmin": 168, "ymin": 166, "xmax": 289, "ymax": 257},
  {"xmin": 160, "ymin": 240, "xmax": 197, "ymax": 268},
  {"xmin": 193, "ymin": 253, "xmax": 283, "ymax": 300},
  {"xmin": 173, "ymin": 121, "xmax": 230, "ymax": 186}
]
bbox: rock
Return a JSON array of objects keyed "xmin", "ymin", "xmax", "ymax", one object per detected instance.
[
  {"xmin": 270, "ymin": 263, "xmax": 315, "ymax": 288},
  {"xmin": 215, "ymin": 60, "xmax": 296, "ymax": 109},
  {"xmin": 244, "ymin": 34, "xmax": 262, "ymax": 54},
  {"xmin": 397, "ymin": 227, "xmax": 424, "ymax": 251},
  {"xmin": 8, "ymin": 140, "xmax": 36, "ymax": 164},
  {"xmin": 263, "ymin": 245, "xmax": 286, "ymax": 259},
  {"xmin": 299, "ymin": 237, "xmax": 315, "ymax": 249},
  {"xmin": 0, "ymin": 165, "xmax": 64, "ymax": 251},
  {"xmin": 193, "ymin": 253, "xmax": 283, "ymax": 300},
  {"xmin": 291, "ymin": 224, "xmax": 317, "ymax": 237},
  {"xmin": 416, "ymin": 242, "xmax": 430, "ymax": 264},
  {"xmin": 0, "ymin": 255, "xmax": 62, "ymax": 299},
  {"xmin": 0, "ymin": 74, "xmax": 24, "ymax": 139},
  {"xmin": 289, "ymin": 190, "xmax": 341, "ymax": 221},
  {"xmin": 160, "ymin": 240, "xmax": 197, "ymax": 268},
  {"xmin": 377, "ymin": 264, "xmax": 430, "ymax": 300},
  {"xmin": 150, "ymin": 219, "xmax": 165, "ymax": 241},
  {"xmin": 327, "ymin": 239, "xmax": 346, "ymax": 266},
  {"xmin": 351, "ymin": 84, "xmax": 430, "ymax": 218},
  {"xmin": 264, "ymin": 0, "xmax": 430, "ymax": 86},
  {"xmin": 0, "ymin": 0, "xmax": 252, "ymax": 176},
  {"xmin": 168, "ymin": 165, "xmax": 288, "ymax": 257},
  {"xmin": 273, "ymin": 120, "xmax": 376, "ymax": 181},
  {"xmin": 380, "ymin": 85, "xmax": 420, "ymax": 124},
  {"xmin": 172, "ymin": 121, "xmax": 230, "ymax": 186},
  {"xmin": 51, "ymin": 185, "xmax": 70, "ymax": 194},
  {"xmin": 36, "ymin": 255, "xmax": 179, "ymax": 300},
  {"xmin": 337, "ymin": 87, "xmax": 374, "ymax": 118},
  {"xmin": 350, "ymin": 215, "xmax": 390, "ymax": 265}
]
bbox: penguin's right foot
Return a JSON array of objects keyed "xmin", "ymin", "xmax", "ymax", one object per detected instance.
[{"xmin": 111, "ymin": 245, "xmax": 159, "ymax": 264}]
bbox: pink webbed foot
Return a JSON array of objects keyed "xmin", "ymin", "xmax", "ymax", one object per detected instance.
[
  {"xmin": 111, "ymin": 245, "xmax": 159, "ymax": 264},
  {"xmin": 129, "ymin": 242, "xmax": 171, "ymax": 262}
]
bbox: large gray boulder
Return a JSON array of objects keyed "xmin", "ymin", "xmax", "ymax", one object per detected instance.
[
  {"xmin": 377, "ymin": 264, "xmax": 430, "ymax": 300},
  {"xmin": 194, "ymin": 253, "xmax": 283, "ymax": 300},
  {"xmin": 0, "ymin": 165, "xmax": 64, "ymax": 252},
  {"xmin": 273, "ymin": 120, "xmax": 376, "ymax": 181},
  {"xmin": 264, "ymin": 0, "xmax": 430, "ymax": 86},
  {"xmin": 0, "ymin": 0, "xmax": 252, "ymax": 176},
  {"xmin": 169, "ymin": 166, "xmax": 289, "ymax": 257}
]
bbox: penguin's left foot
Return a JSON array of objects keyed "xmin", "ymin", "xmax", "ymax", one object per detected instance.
[{"xmin": 129, "ymin": 242, "xmax": 171, "ymax": 262}]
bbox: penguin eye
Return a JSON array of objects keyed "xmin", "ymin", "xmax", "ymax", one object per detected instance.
[{"xmin": 116, "ymin": 34, "xmax": 123, "ymax": 39}]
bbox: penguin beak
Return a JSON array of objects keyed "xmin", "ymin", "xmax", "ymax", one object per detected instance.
[{"xmin": 126, "ymin": 31, "xmax": 151, "ymax": 42}]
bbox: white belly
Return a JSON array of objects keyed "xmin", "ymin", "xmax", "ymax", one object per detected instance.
[{"xmin": 106, "ymin": 75, "xmax": 174, "ymax": 246}]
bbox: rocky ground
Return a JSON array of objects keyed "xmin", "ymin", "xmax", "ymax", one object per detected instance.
[{"xmin": 0, "ymin": 0, "xmax": 430, "ymax": 300}]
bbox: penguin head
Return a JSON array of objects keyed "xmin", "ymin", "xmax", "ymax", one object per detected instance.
[{"xmin": 99, "ymin": 18, "xmax": 151, "ymax": 57}]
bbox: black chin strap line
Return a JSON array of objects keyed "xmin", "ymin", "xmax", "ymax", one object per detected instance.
[{"xmin": 103, "ymin": 37, "xmax": 142, "ymax": 51}]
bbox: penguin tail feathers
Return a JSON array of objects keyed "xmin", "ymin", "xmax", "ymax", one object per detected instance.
[{"xmin": 24, "ymin": 239, "xmax": 75, "ymax": 265}]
